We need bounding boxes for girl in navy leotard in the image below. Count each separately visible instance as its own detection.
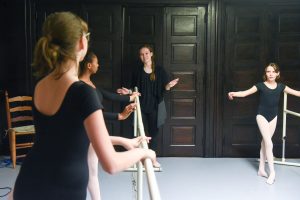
[10,12,157,200]
[228,63,300,185]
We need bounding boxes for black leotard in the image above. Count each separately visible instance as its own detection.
[255,82,286,122]
[13,81,103,200]
[95,88,130,120]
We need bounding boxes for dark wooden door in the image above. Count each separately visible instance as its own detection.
[222,5,300,157]
[123,6,206,156]
[223,6,266,157]
[122,6,164,145]
[82,5,123,136]
[163,7,206,156]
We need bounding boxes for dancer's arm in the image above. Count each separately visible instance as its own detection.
[284,86,300,97]
[116,87,140,101]
[84,109,156,174]
[228,86,257,100]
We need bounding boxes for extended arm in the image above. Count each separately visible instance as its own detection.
[100,88,129,103]
[228,86,257,100]
[284,86,300,97]
[103,102,136,121]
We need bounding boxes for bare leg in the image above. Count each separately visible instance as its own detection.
[87,144,101,200]
[256,115,277,185]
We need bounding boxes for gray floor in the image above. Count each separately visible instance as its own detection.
[1,157,300,200]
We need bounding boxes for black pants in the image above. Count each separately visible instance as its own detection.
[141,110,159,150]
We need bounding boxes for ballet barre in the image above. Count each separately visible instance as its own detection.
[130,87,161,200]
[274,92,300,167]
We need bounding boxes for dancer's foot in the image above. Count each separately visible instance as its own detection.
[257,170,268,178]
[266,172,275,185]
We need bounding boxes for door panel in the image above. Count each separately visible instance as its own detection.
[163,7,206,156]
[223,6,267,157]
[122,7,164,147]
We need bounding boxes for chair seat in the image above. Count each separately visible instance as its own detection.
[10,125,35,133]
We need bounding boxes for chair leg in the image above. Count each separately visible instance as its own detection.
[9,131,16,169]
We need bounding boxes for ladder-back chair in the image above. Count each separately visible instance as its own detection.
[5,91,35,168]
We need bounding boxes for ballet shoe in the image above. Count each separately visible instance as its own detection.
[266,175,276,185]
[266,179,275,185]
[153,161,161,168]
[257,170,268,178]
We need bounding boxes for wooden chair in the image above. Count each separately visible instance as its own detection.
[5,91,35,168]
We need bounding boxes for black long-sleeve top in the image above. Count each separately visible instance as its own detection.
[130,65,169,113]
[95,88,130,120]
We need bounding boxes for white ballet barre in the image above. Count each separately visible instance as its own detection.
[131,87,161,200]
[274,92,300,167]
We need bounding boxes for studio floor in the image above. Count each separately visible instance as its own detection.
[1,157,300,200]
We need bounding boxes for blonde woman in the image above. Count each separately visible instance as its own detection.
[11,12,156,200]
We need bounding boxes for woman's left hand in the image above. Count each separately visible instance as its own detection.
[166,78,179,90]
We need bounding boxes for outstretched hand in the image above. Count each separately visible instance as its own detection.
[117,87,130,95]
[166,78,179,90]
[118,103,137,120]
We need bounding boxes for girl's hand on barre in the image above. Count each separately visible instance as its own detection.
[117,87,131,95]
[118,103,137,120]
[143,149,161,168]
[129,92,141,102]
[123,136,151,150]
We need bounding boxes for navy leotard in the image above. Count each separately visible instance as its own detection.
[255,82,286,122]
[13,81,103,200]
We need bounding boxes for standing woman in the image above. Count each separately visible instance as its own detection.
[117,44,179,152]
[11,12,156,200]
[228,63,300,185]
[79,51,149,200]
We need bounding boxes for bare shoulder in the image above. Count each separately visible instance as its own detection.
[34,76,79,116]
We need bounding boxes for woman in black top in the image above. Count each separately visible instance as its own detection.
[11,12,156,200]
[80,51,139,121]
[117,44,179,152]
[228,63,300,185]
[79,51,149,200]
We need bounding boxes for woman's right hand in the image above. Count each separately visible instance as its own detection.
[129,92,140,102]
